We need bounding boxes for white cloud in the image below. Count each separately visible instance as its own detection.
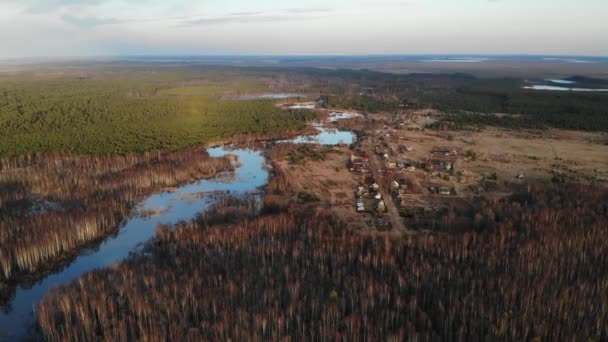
[0,0,607,58]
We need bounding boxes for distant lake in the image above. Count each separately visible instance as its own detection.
[543,57,596,64]
[287,126,356,145]
[546,79,576,84]
[421,58,489,63]
[523,85,608,92]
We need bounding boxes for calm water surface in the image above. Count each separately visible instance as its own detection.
[284,126,356,145]
[546,79,575,84]
[0,147,269,340]
[523,85,608,92]
[0,123,358,339]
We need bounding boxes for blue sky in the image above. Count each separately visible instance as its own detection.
[1,0,607,58]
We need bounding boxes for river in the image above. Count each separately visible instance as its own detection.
[0,124,356,340]
[0,147,268,339]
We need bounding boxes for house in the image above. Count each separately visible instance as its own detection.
[428,157,455,171]
[396,159,418,169]
[391,180,400,191]
[438,187,451,196]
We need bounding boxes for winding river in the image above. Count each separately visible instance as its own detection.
[0,147,268,339]
[0,124,356,339]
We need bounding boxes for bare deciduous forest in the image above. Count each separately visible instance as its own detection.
[37,184,608,341]
[0,148,233,304]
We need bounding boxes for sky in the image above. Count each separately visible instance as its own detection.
[0,0,607,59]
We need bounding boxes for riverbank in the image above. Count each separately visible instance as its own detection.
[0,147,234,306]
[1,115,359,339]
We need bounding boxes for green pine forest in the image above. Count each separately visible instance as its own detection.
[0,73,309,157]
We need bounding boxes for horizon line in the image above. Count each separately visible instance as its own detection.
[2,53,608,64]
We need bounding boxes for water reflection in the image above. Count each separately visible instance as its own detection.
[0,147,269,339]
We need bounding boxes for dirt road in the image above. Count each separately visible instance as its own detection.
[363,138,415,235]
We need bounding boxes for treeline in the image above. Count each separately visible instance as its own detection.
[0,148,233,304]
[0,76,308,156]
[418,85,608,131]
[37,183,608,341]
[327,95,399,113]
[428,112,546,130]
[271,67,608,132]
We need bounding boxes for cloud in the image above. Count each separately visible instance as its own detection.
[21,0,107,13]
[62,14,120,29]
[285,8,331,14]
[181,12,324,27]
[230,11,264,16]
[1,0,607,58]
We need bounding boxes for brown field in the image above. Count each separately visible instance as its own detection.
[266,109,608,235]
[325,110,608,233]
[383,121,608,184]
[270,145,380,231]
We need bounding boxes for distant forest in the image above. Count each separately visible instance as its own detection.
[421,85,608,131]
[313,70,608,131]
[1,67,607,157]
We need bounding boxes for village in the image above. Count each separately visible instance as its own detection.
[339,104,606,233]
[275,95,608,233]
[347,124,467,232]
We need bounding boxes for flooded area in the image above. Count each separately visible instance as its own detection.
[281,110,359,145]
[0,147,269,339]
[285,126,356,145]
